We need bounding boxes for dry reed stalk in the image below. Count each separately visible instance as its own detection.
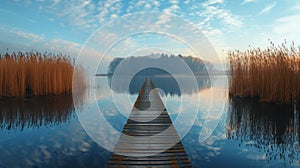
[228,42,300,104]
[0,51,86,97]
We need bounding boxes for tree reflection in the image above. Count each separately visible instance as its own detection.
[227,98,300,164]
[0,96,75,131]
[108,68,211,96]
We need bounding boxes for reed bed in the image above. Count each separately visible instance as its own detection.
[0,51,86,96]
[228,42,300,104]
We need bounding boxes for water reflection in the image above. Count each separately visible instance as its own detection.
[0,96,74,131]
[107,68,211,96]
[227,98,300,164]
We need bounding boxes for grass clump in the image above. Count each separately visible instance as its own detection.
[228,41,300,104]
[0,51,86,96]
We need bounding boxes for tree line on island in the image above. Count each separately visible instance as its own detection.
[105,54,214,96]
[107,54,215,76]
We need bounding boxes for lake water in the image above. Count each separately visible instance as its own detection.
[0,75,299,167]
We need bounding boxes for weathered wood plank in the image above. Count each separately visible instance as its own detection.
[106,78,192,167]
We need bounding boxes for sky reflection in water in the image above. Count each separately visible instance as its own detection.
[0,76,299,167]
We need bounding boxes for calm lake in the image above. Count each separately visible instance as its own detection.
[0,75,299,167]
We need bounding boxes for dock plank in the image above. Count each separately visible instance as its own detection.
[106,78,192,167]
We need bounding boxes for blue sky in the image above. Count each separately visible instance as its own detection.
[0,0,300,64]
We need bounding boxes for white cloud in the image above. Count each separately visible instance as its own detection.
[203,29,223,36]
[290,4,300,11]
[153,1,160,7]
[273,14,300,39]
[0,26,44,43]
[11,0,124,30]
[242,0,255,5]
[218,11,243,27]
[14,30,44,42]
[145,3,151,9]
[43,38,81,55]
[0,25,83,57]
[258,2,277,15]
[110,14,118,19]
[108,37,139,57]
[127,0,161,13]
[4,0,247,61]
[44,0,99,28]
[199,2,243,28]
[184,0,190,5]
[202,0,224,7]
[189,0,243,60]
[154,13,171,28]
[163,4,180,13]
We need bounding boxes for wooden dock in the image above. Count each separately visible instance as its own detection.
[106,78,192,167]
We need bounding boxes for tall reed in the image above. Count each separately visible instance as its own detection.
[228,41,300,104]
[0,51,86,96]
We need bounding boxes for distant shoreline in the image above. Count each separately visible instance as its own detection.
[95,74,109,76]
[94,72,229,77]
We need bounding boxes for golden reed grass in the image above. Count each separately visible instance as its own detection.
[228,41,300,104]
[0,51,86,96]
